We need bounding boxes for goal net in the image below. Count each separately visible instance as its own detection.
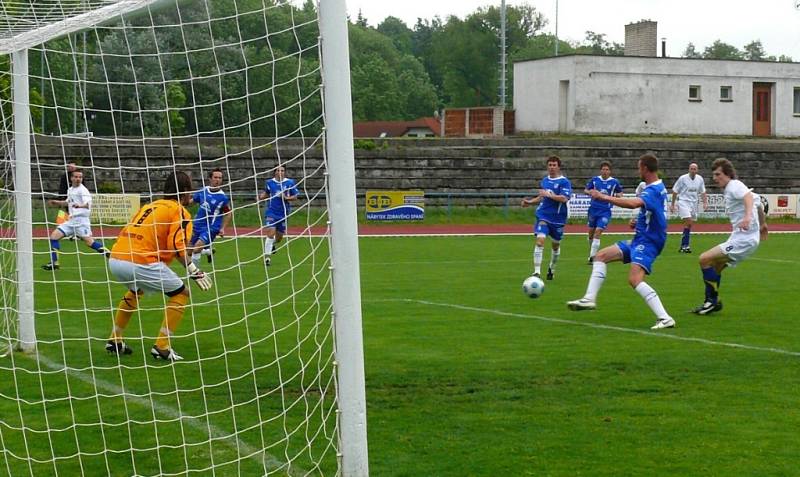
[0,0,366,475]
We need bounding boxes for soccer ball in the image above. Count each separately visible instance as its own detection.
[522,275,545,298]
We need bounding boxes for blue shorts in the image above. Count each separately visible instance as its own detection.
[535,220,564,242]
[190,229,219,247]
[264,214,288,234]
[588,210,611,230]
[617,239,661,274]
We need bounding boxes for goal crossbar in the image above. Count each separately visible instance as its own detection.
[0,0,167,54]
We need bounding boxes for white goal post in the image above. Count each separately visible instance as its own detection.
[0,0,367,475]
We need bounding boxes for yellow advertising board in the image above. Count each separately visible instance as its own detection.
[91,194,141,224]
[365,190,424,220]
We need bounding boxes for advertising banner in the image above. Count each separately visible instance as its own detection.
[91,194,140,224]
[763,194,798,217]
[365,190,424,221]
[567,193,728,219]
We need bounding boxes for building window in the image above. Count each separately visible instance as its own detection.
[688,85,702,102]
[720,86,733,102]
[794,88,800,115]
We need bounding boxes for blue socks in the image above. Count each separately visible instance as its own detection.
[90,241,104,252]
[49,239,60,263]
[681,227,691,248]
[702,267,721,304]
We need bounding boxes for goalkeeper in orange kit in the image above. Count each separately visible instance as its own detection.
[105,171,213,361]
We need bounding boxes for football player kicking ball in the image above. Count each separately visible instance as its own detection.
[42,168,110,270]
[567,154,676,330]
[692,158,767,315]
[106,171,213,362]
[521,155,571,281]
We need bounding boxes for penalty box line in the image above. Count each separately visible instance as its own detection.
[382,298,800,358]
[32,353,304,476]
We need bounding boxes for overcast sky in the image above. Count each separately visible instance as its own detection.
[344,0,800,60]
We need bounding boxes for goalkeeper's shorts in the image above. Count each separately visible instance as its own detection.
[109,259,184,295]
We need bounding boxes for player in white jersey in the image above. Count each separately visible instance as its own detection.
[671,163,707,253]
[42,169,110,270]
[692,158,767,315]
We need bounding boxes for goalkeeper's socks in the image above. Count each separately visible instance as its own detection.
[49,239,60,263]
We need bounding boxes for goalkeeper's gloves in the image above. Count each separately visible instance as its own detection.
[187,262,213,290]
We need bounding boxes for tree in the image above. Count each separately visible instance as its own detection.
[682,43,702,58]
[349,23,438,121]
[377,16,413,55]
[703,40,743,60]
[778,54,794,62]
[576,31,623,56]
[743,40,767,61]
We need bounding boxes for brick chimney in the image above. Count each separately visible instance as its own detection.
[624,20,657,57]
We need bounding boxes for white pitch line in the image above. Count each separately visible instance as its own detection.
[34,354,304,476]
[389,298,800,357]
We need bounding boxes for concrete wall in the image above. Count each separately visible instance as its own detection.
[514,55,800,136]
[25,136,800,205]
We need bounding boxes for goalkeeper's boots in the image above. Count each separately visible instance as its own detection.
[567,298,596,311]
[546,267,554,281]
[692,300,723,315]
[151,345,184,362]
[42,262,59,271]
[106,340,133,355]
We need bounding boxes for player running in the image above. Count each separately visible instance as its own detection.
[106,171,213,362]
[567,154,676,330]
[189,169,232,266]
[671,163,707,253]
[259,165,299,266]
[42,168,110,270]
[584,161,623,264]
[691,158,767,315]
[521,156,571,280]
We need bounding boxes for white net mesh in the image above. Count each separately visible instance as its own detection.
[0,1,343,475]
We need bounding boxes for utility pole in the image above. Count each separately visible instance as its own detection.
[554,0,559,56]
[499,0,507,108]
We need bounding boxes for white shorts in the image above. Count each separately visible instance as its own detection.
[57,221,92,239]
[109,258,185,294]
[677,201,698,220]
[718,234,759,268]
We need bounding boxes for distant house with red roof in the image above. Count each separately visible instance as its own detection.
[353,117,441,138]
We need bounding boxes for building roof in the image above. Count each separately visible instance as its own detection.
[513,53,800,66]
[353,117,441,137]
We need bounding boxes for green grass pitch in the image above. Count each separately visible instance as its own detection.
[1,232,799,476]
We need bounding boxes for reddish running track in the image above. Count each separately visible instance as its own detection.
[18,222,800,238]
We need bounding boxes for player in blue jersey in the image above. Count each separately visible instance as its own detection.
[190,169,232,266]
[259,165,299,266]
[521,156,572,280]
[585,161,623,264]
[567,154,676,330]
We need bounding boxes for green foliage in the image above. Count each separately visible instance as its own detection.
[353,138,376,150]
[702,40,744,60]
[349,23,438,121]
[97,181,122,193]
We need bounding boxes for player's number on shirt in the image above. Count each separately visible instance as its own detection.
[134,207,156,226]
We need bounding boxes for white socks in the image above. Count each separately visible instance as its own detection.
[191,253,201,266]
[549,249,560,272]
[584,260,607,301]
[589,238,601,258]
[635,282,671,320]
[264,237,275,257]
[533,245,544,274]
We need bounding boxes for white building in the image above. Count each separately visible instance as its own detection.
[513,55,800,137]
